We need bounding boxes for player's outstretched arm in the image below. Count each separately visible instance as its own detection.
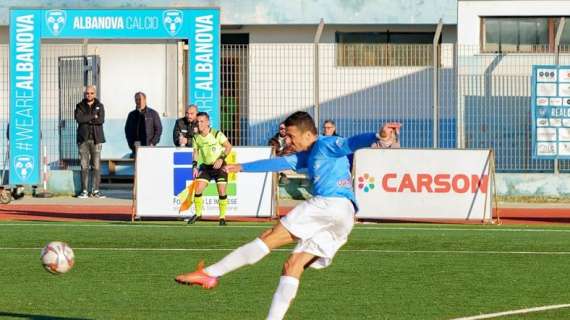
[224,164,243,173]
[323,132,378,157]
[224,152,308,173]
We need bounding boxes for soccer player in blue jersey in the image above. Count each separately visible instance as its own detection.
[175,111,378,320]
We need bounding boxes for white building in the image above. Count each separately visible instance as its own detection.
[1,0,570,175]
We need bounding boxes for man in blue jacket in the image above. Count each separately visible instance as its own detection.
[124,91,163,158]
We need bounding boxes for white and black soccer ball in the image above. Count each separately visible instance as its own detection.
[40,241,75,274]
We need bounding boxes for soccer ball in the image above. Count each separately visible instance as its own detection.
[40,241,75,274]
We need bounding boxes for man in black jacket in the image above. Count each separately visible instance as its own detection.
[124,91,163,157]
[75,85,105,198]
[173,104,198,147]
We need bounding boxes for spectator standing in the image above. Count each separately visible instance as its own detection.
[268,122,294,156]
[75,85,106,198]
[173,104,199,147]
[371,122,401,149]
[124,91,163,157]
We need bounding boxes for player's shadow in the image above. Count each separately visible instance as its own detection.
[0,312,92,320]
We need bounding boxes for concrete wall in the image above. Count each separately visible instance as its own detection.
[0,0,457,26]
[458,0,570,46]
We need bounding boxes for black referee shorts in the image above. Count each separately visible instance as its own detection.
[197,164,228,184]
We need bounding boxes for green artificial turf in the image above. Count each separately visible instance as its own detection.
[0,221,569,319]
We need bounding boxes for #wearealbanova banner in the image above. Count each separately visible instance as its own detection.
[9,8,219,184]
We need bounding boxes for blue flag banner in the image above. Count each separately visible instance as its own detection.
[9,8,220,184]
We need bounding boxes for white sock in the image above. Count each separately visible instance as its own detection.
[204,238,270,277]
[267,276,300,320]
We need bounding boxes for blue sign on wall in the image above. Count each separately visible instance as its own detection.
[9,8,220,184]
[531,65,570,159]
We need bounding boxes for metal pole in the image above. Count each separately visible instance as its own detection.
[454,43,463,148]
[433,19,443,148]
[82,38,88,56]
[554,17,565,174]
[313,19,324,130]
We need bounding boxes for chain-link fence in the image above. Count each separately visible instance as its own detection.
[458,45,570,172]
[2,42,570,173]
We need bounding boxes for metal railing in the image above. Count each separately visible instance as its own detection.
[2,43,570,173]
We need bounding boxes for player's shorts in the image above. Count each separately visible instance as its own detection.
[280,196,355,269]
[197,164,228,184]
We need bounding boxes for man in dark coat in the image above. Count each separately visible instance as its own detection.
[173,104,198,147]
[75,85,106,198]
[124,91,163,157]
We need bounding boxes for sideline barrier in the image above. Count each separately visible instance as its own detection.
[353,149,494,222]
[135,147,273,219]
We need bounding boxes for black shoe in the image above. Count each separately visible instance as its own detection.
[91,190,106,198]
[219,219,226,226]
[187,215,201,225]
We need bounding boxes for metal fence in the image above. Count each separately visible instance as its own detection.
[0,43,84,176]
[2,42,570,173]
[458,45,570,172]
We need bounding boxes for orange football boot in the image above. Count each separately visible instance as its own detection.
[175,260,219,289]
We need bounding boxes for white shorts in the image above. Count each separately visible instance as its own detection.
[280,196,355,269]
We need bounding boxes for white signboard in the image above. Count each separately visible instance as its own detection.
[354,149,493,221]
[537,142,557,155]
[533,65,570,159]
[537,83,557,96]
[537,118,549,127]
[537,97,549,106]
[136,147,274,218]
[537,68,557,82]
[537,128,558,141]
[550,118,562,127]
[550,97,563,106]
[559,143,570,156]
[559,69,570,82]
[560,128,570,141]
[559,84,570,97]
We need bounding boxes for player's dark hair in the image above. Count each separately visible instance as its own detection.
[284,111,317,135]
[196,112,209,119]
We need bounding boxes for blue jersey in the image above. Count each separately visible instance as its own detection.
[241,133,376,208]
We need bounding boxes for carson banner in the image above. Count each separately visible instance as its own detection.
[353,149,493,221]
[9,8,219,184]
[135,147,273,218]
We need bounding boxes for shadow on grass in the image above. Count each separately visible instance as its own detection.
[0,312,92,320]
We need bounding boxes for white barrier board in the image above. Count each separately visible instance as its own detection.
[136,147,273,218]
[353,149,493,221]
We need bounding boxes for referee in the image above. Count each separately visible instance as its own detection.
[187,112,233,225]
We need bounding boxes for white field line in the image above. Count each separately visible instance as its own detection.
[0,223,570,233]
[450,304,570,320]
[2,247,570,255]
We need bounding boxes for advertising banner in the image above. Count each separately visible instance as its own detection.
[531,65,570,159]
[136,147,273,218]
[354,149,493,221]
[9,7,220,184]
